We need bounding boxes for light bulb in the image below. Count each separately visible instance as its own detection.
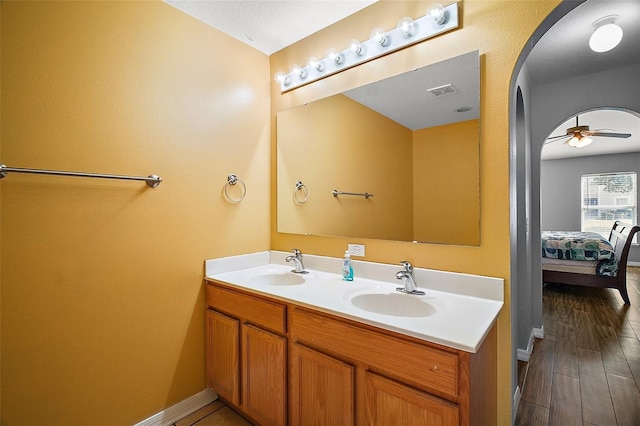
[566,136,580,147]
[327,49,344,65]
[274,72,291,86]
[308,57,323,72]
[427,3,447,25]
[575,136,593,148]
[589,17,623,53]
[291,65,307,80]
[370,28,388,47]
[348,39,363,56]
[397,17,415,38]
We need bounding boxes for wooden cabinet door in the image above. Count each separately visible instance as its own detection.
[290,343,355,426]
[364,371,459,426]
[206,309,240,405]
[242,324,287,426]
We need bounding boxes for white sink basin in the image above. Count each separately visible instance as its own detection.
[249,272,307,286]
[350,292,437,317]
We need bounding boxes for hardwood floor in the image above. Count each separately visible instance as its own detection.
[516,266,640,426]
[178,267,640,425]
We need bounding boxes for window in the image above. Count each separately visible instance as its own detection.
[581,172,637,240]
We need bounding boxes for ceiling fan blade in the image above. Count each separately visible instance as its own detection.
[591,132,632,138]
[546,134,569,141]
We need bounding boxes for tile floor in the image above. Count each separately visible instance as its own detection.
[173,400,250,426]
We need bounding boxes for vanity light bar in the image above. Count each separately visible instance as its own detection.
[276,3,459,93]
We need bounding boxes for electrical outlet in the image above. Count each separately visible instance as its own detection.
[348,243,365,257]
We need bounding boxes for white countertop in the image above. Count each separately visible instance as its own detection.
[205,251,504,353]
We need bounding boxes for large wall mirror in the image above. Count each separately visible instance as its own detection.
[277,50,480,245]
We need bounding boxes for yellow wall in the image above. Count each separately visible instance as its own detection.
[270,1,561,423]
[277,94,413,240]
[1,1,269,424]
[413,119,480,245]
[0,2,3,419]
[0,0,566,424]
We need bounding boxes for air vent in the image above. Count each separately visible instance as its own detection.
[427,84,457,97]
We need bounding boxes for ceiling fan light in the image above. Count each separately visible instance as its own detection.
[575,136,593,148]
[566,136,580,147]
[589,18,623,53]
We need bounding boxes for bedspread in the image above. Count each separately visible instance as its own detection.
[541,231,618,276]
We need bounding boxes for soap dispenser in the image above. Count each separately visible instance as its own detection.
[342,250,354,281]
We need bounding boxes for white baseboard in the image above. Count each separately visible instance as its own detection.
[628,261,640,267]
[134,388,218,426]
[533,325,544,339]
[518,326,544,362]
[517,348,531,362]
[517,329,535,362]
[513,385,522,421]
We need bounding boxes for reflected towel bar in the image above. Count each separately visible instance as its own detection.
[0,163,162,188]
[332,190,373,199]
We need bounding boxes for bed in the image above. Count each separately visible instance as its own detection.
[542,221,640,304]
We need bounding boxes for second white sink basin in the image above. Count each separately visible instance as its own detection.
[350,292,437,317]
[249,272,307,286]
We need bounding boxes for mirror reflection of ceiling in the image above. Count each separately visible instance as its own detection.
[542,109,640,160]
[344,52,479,130]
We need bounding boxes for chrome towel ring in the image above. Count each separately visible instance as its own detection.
[294,181,309,203]
[224,173,246,203]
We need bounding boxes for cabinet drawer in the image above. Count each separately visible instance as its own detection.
[207,283,286,335]
[365,371,459,425]
[292,307,459,399]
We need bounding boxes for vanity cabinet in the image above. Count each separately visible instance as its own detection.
[205,280,496,426]
[206,283,287,426]
[290,306,496,426]
[206,309,240,404]
[290,342,355,425]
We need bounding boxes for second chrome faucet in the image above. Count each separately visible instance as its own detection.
[395,261,425,295]
[285,248,308,274]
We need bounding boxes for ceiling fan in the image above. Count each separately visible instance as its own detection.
[545,115,632,148]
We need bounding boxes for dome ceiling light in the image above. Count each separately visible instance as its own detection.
[589,15,623,53]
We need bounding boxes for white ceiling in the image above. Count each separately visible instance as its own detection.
[526,0,640,160]
[164,0,377,55]
[526,0,640,86]
[541,109,640,160]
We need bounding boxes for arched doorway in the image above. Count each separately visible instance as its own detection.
[509,0,640,421]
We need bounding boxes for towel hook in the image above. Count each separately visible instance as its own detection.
[294,181,309,203]
[224,173,246,203]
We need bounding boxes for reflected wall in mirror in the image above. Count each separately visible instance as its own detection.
[277,51,480,245]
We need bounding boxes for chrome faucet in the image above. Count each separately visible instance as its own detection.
[395,261,425,295]
[285,248,308,274]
